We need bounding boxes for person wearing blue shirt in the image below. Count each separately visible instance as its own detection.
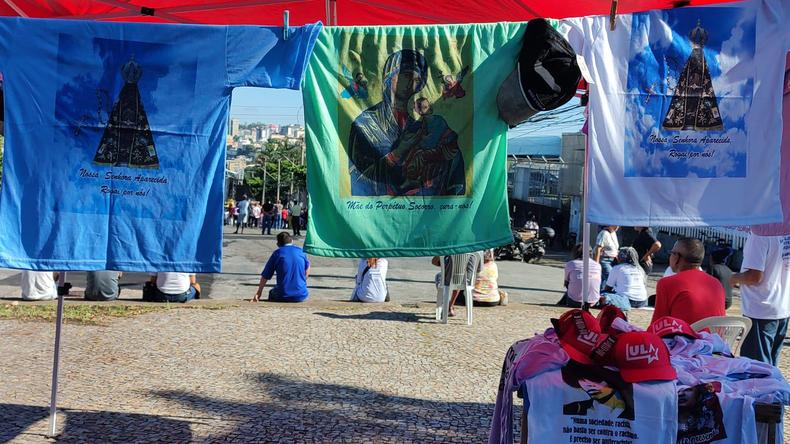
[251,232,311,302]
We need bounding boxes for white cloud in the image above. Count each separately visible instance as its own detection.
[713,11,754,112]
[648,11,674,49]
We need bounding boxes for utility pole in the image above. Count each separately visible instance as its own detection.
[276,158,281,203]
[289,166,294,200]
[261,161,267,203]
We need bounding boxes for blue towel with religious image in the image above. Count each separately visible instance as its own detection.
[0,18,321,272]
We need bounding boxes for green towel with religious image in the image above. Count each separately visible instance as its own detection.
[303,24,525,257]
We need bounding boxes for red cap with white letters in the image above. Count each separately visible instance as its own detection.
[648,316,700,340]
[613,331,676,383]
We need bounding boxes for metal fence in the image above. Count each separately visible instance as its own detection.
[654,226,750,250]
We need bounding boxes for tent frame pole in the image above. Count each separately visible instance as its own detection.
[325,0,331,25]
[47,291,66,437]
[581,113,592,309]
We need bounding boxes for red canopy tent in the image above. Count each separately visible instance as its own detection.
[3,0,746,439]
[0,0,739,25]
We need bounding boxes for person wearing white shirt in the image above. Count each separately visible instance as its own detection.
[20,270,57,301]
[234,195,250,234]
[148,272,200,303]
[290,201,303,237]
[594,226,620,291]
[351,258,389,303]
[600,247,648,311]
[731,234,790,365]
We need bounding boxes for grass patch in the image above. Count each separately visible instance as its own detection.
[0,303,170,325]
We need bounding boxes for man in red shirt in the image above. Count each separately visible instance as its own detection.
[651,238,726,325]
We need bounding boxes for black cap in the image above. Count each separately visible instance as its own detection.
[497,18,582,126]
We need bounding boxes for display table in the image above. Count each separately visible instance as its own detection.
[518,397,782,444]
[490,312,790,444]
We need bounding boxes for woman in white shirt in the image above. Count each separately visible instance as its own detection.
[594,226,620,292]
[599,247,648,311]
[351,258,389,303]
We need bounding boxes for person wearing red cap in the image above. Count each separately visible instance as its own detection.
[651,238,726,326]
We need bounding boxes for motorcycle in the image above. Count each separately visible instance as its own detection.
[494,230,528,261]
[495,227,555,263]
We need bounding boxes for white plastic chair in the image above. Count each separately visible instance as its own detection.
[436,252,483,325]
[691,316,753,355]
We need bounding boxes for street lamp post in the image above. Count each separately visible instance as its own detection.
[276,158,281,203]
[261,163,267,203]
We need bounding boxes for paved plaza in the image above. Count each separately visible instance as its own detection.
[1,227,788,443]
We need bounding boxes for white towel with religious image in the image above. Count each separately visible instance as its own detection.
[561,0,789,226]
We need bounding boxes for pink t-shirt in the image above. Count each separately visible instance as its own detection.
[564,259,601,304]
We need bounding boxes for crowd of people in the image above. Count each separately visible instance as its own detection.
[225,195,307,237]
[11,220,790,368]
[18,269,200,303]
[558,226,790,366]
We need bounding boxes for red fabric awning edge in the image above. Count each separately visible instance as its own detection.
[0,0,742,26]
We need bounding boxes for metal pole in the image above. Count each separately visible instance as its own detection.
[261,160,267,203]
[581,111,592,309]
[325,0,331,25]
[289,167,294,198]
[276,159,281,203]
[48,291,65,437]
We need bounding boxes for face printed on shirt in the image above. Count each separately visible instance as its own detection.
[677,382,726,443]
[561,362,636,421]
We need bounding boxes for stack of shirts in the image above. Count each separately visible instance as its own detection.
[489,308,790,444]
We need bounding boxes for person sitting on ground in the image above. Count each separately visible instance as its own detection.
[251,232,310,303]
[147,272,200,303]
[558,243,601,308]
[599,247,648,311]
[85,270,123,301]
[707,247,733,310]
[651,238,726,325]
[350,258,389,303]
[20,270,58,301]
[472,249,507,307]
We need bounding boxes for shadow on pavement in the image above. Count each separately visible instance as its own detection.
[154,372,504,442]
[499,285,563,294]
[0,403,193,443]
[314,311,433,323]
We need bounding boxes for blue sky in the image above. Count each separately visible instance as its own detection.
[230,87,584,137]
[230,87,305,126]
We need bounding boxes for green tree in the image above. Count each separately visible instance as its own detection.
[243,141,306,203]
